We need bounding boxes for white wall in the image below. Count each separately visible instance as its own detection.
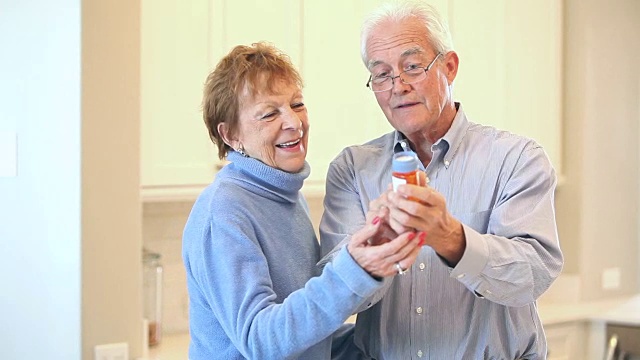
[0,1,82,359]
[556,0,640,299]
[81,1,143,359]
[0,1,143,359]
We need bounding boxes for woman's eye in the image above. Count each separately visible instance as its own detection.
[260,111,277,120]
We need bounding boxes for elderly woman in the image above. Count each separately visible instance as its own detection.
[182,42,423,360]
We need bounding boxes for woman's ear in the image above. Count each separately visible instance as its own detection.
[217,122,237,149]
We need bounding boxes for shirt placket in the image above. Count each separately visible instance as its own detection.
[410,248,430,359]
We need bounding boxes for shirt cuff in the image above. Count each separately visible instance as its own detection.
[449,224,489,281]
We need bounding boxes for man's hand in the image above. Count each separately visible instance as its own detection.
[387,183,466,266]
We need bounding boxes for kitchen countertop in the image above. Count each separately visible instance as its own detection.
[147,332,190,360]
[147,294,640,359]
[538,294,640,326]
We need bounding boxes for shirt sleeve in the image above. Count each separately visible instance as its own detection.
[319,151,367,256]
[188,202,383,359]
[449,145,564,307]
[319,150,394,312]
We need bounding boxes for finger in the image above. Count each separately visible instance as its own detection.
[375,189,394,208]
[388,189,440,224]
[397,235,424,269]
[396,184,441,208]
[386,193,428,222]
[375,231,418,258]
[387,214,412,235]
[382,231,424,264]
[418,171,429,187]
[349,218,384,248]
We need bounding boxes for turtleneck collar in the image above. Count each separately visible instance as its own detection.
[225,151,310,203]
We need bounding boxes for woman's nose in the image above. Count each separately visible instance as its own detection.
[281,109,302,129]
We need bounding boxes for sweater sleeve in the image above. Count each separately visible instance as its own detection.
[187,200,383,359]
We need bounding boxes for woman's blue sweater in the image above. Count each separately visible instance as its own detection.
[183,151,382,359]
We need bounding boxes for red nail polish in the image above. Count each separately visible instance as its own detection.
[419,232,427,242]
[408,232,416,240]
[372,216,380,225]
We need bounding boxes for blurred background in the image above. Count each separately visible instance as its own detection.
[1,0,639,359]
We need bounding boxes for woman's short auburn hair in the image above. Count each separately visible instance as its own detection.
[202,42,303,159]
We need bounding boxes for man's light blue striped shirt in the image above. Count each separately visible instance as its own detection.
[320,104,563,359]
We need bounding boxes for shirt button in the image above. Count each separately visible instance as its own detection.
[457,273,465,279]
[419,263,425,270]
[416,307,423,314]
[417,350,423,357]
[444,160,450,166]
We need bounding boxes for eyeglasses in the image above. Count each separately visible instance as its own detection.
[366,53,443,92]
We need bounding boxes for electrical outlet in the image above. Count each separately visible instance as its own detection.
[602,267,621,290]
[94,342,129,360]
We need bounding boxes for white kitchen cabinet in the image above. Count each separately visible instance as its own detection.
[545,321,588,360]
[141,0,562,201]
[450,0,563,174]
[140,0,216,201]
[140,0,304,201]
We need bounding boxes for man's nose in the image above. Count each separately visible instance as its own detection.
[391,74,411,94]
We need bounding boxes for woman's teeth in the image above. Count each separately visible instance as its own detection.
[276,139,300,148]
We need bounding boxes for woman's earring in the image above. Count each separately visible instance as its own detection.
[236,145,248,157]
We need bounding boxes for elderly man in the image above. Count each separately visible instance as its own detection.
[320,1,564,359]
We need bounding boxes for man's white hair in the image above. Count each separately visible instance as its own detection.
[360,1,454,65]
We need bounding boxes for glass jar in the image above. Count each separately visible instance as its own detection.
[143,249,163,346]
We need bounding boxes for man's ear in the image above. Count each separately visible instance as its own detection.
[217,122,237,149]
[444,51,459,86]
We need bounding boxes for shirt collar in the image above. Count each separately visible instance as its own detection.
[393,102,469,168]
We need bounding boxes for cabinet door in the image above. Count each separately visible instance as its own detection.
[141,0,303,200]
[545,322,587,360]
[208,0,302,69]
[450,0,562,174]
[301,0,391,194]
[141,0,216,196]
[141,0,562,200]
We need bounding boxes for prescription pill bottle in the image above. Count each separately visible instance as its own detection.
[392,151,421,191]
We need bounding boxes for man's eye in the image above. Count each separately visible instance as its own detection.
[405,64,421,71]
[373,71,390,79]
[292,102,305,109]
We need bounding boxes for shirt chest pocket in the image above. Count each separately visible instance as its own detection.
[452,209,491,234]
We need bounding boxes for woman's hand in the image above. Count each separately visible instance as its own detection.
[366,187,407,245]
[347,216,425,277]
